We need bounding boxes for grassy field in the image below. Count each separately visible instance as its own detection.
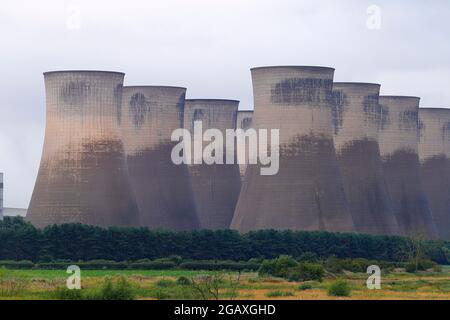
[1,267,450,300]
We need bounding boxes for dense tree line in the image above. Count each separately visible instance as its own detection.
[0,217,448,263]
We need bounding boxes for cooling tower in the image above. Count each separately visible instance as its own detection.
[27,71,139,228]
[184,99,242,229]
[418,108,450,240]
[331,83,397,235]
[0,173,3,220]
[231,66,353,233]
[378,97,437,238]
[236,110,254,178]
[121,86,199,230]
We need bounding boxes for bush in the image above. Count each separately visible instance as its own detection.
[265,290,294,297]
[53,287,84,300]
[287,263,324,282]
[129,260,176,270]
[405,259,436,273]
[156,279,176,288]
[95,277,136,300]
[258,256,298,277]
[0,260,35,269]
[177,276,191,286]
[298,283,313,291]
[328,279,351,297]
[180,261,259,271]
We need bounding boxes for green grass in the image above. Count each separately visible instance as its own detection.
[1,266,450,300]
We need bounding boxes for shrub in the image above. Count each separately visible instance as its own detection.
[287,263,324,282]
[95,277,136,300]
[129,260,176,270]
[53,287,84,300]
[180,261,259,271]
[405,259,436,273]
[328,279,351,297]
[176,276,191,286]
[265,290,294,297]
[0,260,35,269]
[298,283,313,291]
[258,256,298,277]
[156,279,176,288]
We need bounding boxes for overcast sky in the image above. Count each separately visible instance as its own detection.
[0,0,449,208]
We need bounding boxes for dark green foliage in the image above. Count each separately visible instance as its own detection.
[95,277,135,300]
[298,283,313,291]
[176,276,191,286]
[1,217,449,264]
[265,290,294,297]
[179,261,260,271]
[405,259,436,273]
[0,260,35,269]
[328,279,351,297]
[287,263,324,282]
[259,255,298,278]
[258,256,323,282]
[156,279,176,287]
[324,256,398,274]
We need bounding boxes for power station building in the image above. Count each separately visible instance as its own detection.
[418,108,450,240]
[331,83,397,235]
[236,110,254,178]
[121,86,199,230]
[27,71,140,228]
[184,99,242,229]
[231,66,354,233]
[378,97,437,238]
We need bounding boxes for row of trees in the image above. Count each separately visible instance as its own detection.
[0,217,448,263]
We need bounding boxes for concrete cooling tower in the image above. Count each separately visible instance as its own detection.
[236,110,254,178]
[378,97,437,238]
[121,86,199,230]
[418,108,450,240]
[231,66,354,233]
[184,99,242,229]
[331,83,397,235]
[27,71,139,228]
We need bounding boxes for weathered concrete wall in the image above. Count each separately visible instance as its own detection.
[121,86,199,230]
[378,97,437,238]
[236,110,254,178]
[27,71,139,228]
[231,66,353,233]
[331,83,397,235]
[419,108,450,239]
[184,99,241,229]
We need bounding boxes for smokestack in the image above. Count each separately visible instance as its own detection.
[231,66,353,232]
[418,107,450,239]
[331,83,397,235]
[378,97,437,238]
[184,99,242,229]
[27,71,139,228]
[236,110,254,178]
[121,86,199,230]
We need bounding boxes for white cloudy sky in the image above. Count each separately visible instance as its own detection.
[0,0,449,208]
